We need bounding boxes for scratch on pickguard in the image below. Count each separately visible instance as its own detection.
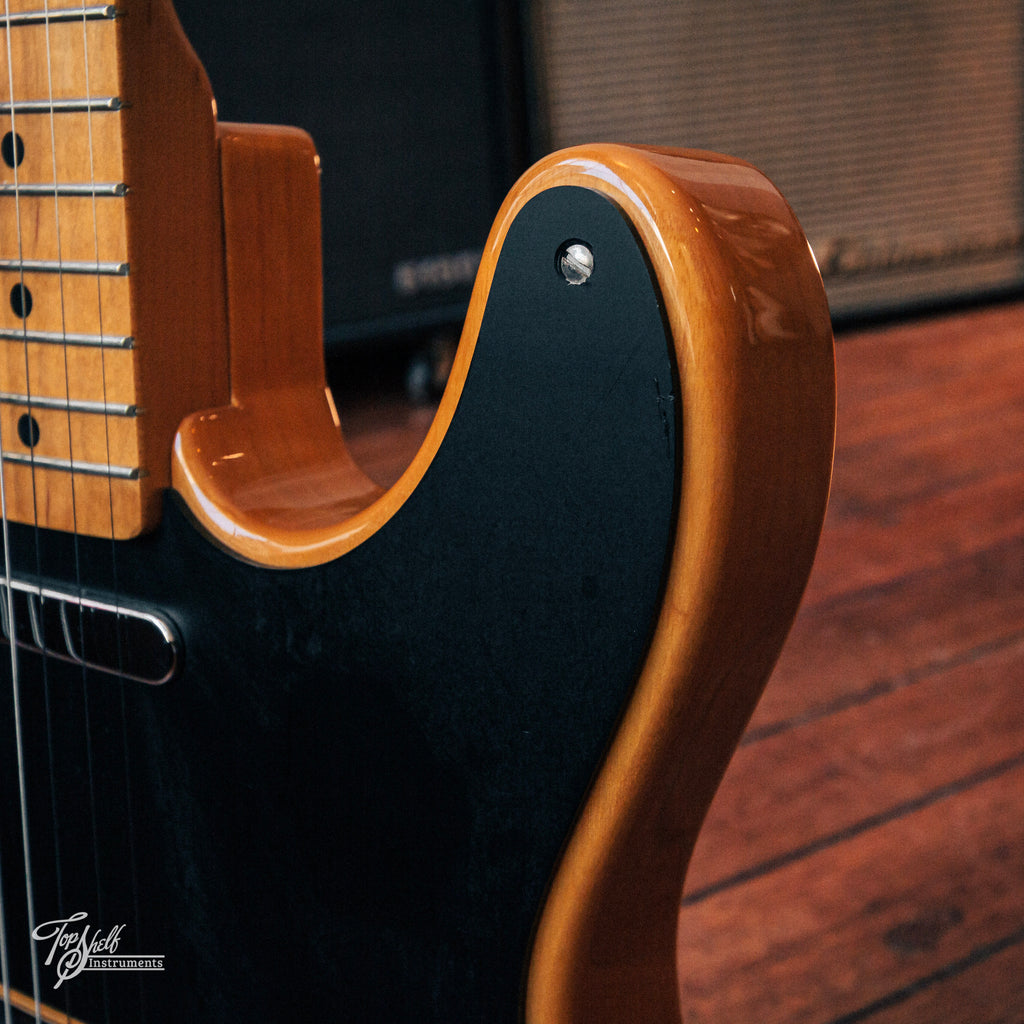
[654,377,674,459]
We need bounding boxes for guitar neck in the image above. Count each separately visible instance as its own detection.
[0,0,231,539]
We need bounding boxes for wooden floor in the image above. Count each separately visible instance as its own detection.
[337,298,1024,1023]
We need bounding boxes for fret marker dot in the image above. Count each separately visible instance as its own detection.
[10,284,32,318]
[17,414,40,449]
[2,131,24,169]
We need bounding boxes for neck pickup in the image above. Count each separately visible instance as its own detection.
[0,575,178,685]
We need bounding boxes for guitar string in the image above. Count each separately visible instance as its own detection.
[2,0,53,1015]
[77,6,143,1020]
[0,5,14,1019]
[39,4,121,1022]
[1,0,46,1019]
[37,3,94,1021]
[0,2,21,1015]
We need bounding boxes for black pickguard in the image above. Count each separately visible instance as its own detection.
[0,187,678,1023]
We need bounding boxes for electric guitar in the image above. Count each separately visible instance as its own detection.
[0,2,835,1022]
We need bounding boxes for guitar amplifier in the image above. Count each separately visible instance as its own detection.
[531,0,1024,319]
[171,0,530,349]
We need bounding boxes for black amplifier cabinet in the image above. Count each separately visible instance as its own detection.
[172,0,531,348]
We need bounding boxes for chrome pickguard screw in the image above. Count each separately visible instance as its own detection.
[557,241,594,285]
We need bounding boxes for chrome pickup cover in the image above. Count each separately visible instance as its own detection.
[0,577,178,685]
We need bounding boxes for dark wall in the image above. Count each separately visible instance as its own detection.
[172,0,531,347]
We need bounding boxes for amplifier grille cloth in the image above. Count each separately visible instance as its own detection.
[536,0,1023,316]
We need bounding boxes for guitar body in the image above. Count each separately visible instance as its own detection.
[1,4,835,1023]
[2,184,679,1022]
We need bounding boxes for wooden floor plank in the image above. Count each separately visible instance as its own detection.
[836,398,1024,515]
[750,534,1024,735]
[677,764,1024,1024]
[833,304,1024,410]
[843,937,1024,1024]
[809,466,1024,605]
[834,311,1024,448]
[685,635,1024,898]
[808,306,1024,604]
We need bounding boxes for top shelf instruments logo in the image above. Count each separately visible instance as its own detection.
[32,913,164,990]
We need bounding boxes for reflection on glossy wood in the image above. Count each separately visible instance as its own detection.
[172,122,383,542]
[175,144,834,575]
[520,146,834,1024]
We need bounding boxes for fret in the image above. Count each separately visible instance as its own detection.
[0,182,127,197]
[1,6,118,28]
[0,326,133,348]
[0,97,121,114]
[2,450,140,479]
[0,391,136,416]
[0,258,128,275]
[0,389,140,465]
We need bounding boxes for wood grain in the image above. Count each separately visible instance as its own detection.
[0,342,135,405]
[0,114,125,184]
[0,275,130,336]
[171,121,383,547]
[0,194,127,262]
[0,19,117,99]
[0,0,231,538]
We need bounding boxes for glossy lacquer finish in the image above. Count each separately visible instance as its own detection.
[516,147,836,1024]
[172,145,833,575]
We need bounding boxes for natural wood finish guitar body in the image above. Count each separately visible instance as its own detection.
[1,2,834,1021]
[187,130,838,1019]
